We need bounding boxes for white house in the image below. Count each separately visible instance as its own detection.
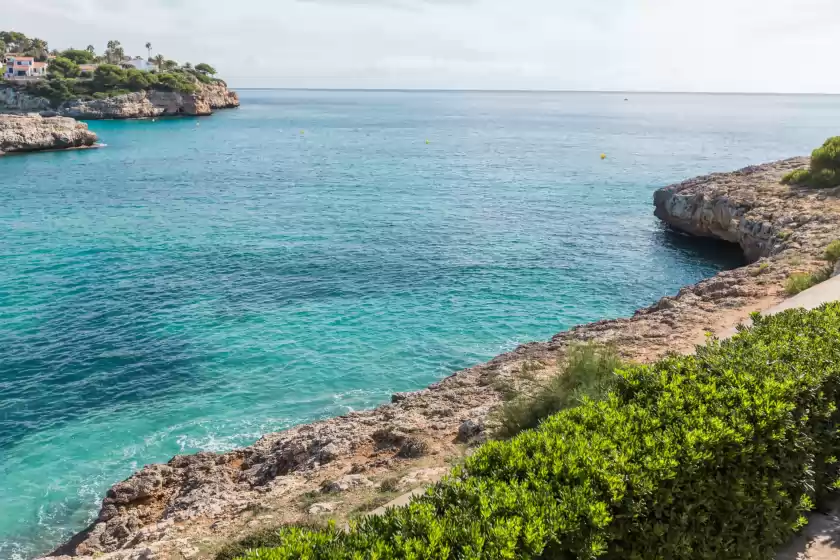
[4,55,40,79]
[122,59,154,71]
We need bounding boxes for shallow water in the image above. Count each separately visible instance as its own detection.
[2,90,840,558]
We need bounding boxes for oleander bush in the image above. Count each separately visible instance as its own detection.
[782,137,840,189]
[492,342,624,439]
[238,305,840,560]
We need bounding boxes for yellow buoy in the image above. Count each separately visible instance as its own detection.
[600,153,607,160]
[425,139,430,145]
[300,130,305,135]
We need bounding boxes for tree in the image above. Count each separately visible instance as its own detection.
[0,41,6,55]
[86,45,95,54]
[194,63,216,76]
[1,31,29,52]
[60,49,95,64]
[47,57,81,79]
[125,68,152,90]
[93,64,127,89]
[152,54,165,72]
[105,40,124,64]
[184,62,193,69]
[163,59,178,71]
[145,42,152,60]
[31,37,48,59]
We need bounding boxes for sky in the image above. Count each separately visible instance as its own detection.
[4,0,839,93]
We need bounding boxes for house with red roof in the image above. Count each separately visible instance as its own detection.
[4,55,43,79]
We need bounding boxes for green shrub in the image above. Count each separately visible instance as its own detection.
[782,137,840,189]
[492,343,624,439]
[237,305,840,560]
[781,168,811,185]
[824,240,840,263]
[59,48,95,64]
[785,268,831,295]
[216,523,330,560]
[810,136,840,172]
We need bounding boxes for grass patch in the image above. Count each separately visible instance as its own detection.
[491,343,625,440]
[750,262,770,277]
[378,477,400,493]
[785,268,832,295]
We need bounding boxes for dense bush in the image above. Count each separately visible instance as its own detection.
[492,343,624,439]
[238,305,840,560]
[782,136,840,189]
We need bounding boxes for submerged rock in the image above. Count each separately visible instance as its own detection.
[0,113,97,154]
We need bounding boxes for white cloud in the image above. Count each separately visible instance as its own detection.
[3,0,838,92]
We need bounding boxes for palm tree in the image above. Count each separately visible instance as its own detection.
[106,40,121,63]
[146,42,152,60]
[153,54,165,72]
[86,45,95,54]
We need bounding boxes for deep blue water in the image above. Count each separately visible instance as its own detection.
[2,90,840,558]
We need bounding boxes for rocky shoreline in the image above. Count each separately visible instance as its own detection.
[0,113,98,154]
[0,82,239,120]
[44,157,840,560]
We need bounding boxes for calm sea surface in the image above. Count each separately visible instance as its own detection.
[3,90,840,558]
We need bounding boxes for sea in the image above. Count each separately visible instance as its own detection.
[2,90,840,559]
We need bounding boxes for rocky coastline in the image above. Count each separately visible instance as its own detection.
[0,113,98,154]
[45,157,840,560]
[0,81,239,120]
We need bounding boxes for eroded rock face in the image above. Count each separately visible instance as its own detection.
[58,82,240,120]
[653,158,810,262]
[0,113,97,153]
[0,85,52,112]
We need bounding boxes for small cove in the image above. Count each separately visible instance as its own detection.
[2,90,840,558]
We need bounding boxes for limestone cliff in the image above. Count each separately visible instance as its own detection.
[0,85,52,113]
[653,158,814,262]
[0,82,239,120]
[0,113,98,154]
[58,82,239,120]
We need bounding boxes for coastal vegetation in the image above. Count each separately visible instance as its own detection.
[232,305,840,559]
[784,269,831,295]
[491,343,625,439]
[1,31,223,107]
[782,136,840,189]
[783,239,840,295]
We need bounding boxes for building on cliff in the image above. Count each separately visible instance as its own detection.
[4,55,47,80]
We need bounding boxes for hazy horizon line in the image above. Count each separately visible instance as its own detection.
[230,87,840,96]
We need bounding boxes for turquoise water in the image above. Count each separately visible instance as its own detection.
[2,90,840,558]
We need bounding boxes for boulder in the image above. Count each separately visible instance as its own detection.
[0,113,97,153]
